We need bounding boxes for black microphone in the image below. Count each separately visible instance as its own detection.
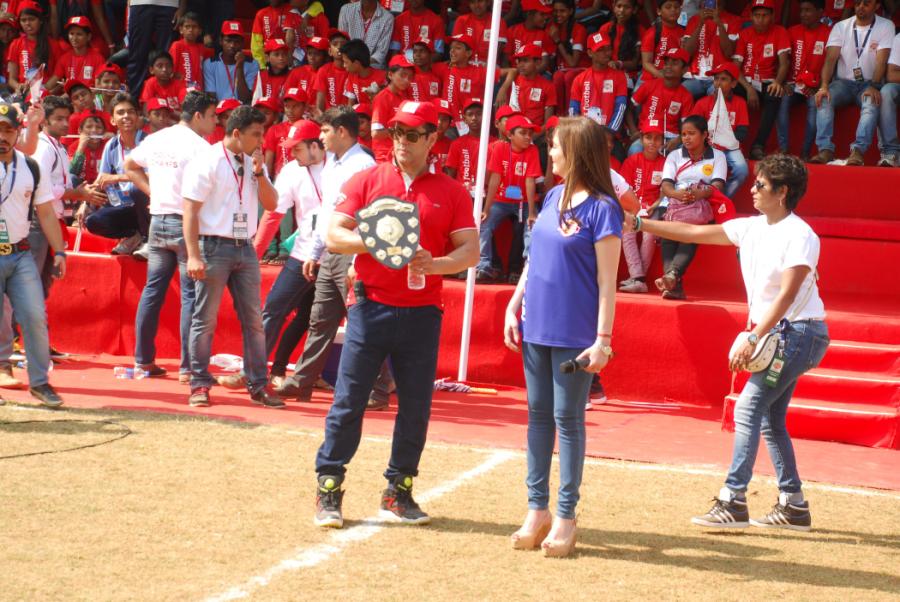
[559,357,590,374]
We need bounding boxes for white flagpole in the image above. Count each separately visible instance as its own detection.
[457,0,503,382]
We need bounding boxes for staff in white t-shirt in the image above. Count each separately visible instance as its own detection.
[876,32,900,166]
[124,90,217,382]
[811,0,895,165]
[626,154,829,532]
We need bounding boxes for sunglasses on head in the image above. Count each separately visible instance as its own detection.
[389,127,429,143]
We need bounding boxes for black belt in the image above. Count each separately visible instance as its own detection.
[199,235,251,247]
[0,240,31,256]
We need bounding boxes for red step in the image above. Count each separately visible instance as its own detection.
[818,340,900,375]
[723,394,900,450]
[792,368,900,407]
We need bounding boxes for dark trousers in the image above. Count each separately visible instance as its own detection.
[752,84,782,149]
[661,239,697,279]
[262,257,315,372]
[85,200,150,240]
[271,285,315,376]
[315,298,443,480]
[127,4,177,96]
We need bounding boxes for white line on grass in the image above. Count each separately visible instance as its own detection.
[205,450,517,602]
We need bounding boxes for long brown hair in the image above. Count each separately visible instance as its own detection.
[554,117,619,228]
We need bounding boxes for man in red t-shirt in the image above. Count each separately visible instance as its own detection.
[370,55,415,162]
[499,42,556,128]
[630,47,694,153]
[732,0,791,159]
[569,31,628,131]
[681,1,742,99]
[312,100,477,529]
[313,31,350,112]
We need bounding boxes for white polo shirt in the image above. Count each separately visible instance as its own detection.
[661,145,727,188]
[274,159,324,262]
[889,32,900,68]
[129,123,211,216]
[181,142,260,238]
[0,151,54,243]
[32,132,70,218]
[827,15,895,82]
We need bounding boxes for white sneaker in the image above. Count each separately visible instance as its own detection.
[619,278,649,293]
[132,241,150,261]
[111,232,142,255]
[877,153,897,167]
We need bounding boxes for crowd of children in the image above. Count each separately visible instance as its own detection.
[0,0,896,293]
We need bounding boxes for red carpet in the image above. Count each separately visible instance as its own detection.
[5,354,899,493]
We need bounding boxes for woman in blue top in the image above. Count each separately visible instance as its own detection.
[503,117,622,558]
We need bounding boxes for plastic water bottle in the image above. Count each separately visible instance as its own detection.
[407,245,425,290]
[114,367,148,379]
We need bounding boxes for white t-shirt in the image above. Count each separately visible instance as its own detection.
[723,213,826,324]
[32,132,70,218]
[274,160,324,262]
[0,152,53,243]
[661,145,727,188]
[888,32,900,68]
[827,16,896,82]
[129,124,211,216]
[181,143,260,238]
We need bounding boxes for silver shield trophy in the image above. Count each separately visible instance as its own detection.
[355,196,421,270]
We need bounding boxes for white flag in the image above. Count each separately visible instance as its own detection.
[251,72,263,105]
[708,88,739,151]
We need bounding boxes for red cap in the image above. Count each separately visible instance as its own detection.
[388,54,414,69]
[521,0,552,13]
[145,98,172,112]
[387,100,439,128]
[71,109,109,132]
[664,47,691,65]
[215,98,241,115]
[750,0,776,10]
[461,97,484,112]
[253,96,281,112]
[221,20,245,37]
[587,32,611,51]
[283,87,307,103]
[64,15,92,32]
[505,115,540,134]
[64,78,91,95]
[449,33,475,50]
[639,119,664,135]
[306,36,329,51]
[514,42,543,59]
[98,63,125,81]
[708,61,739,80]
[353,103,373,117]
[545,115,559,130]
[0,16,17,30]
[495,105,522,121]
[281,119,322,149]
[328,28,350,41]
[412,36,435,52]
[17,1,42,16]
[434,99,454,117]
[264,38,289,53]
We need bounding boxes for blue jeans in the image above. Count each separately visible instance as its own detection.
[188,237,267,393]
[315,298,443,480]
[725,320,830,495]
[522,341,593,520]
[777,91,817,157]
[135,215,195,373]
[722,149,749,198]
[682,77,713,100]
[0,220,50,363]
[478,201,529,274]
[0,251,51,386]
[815,79,879,153]
[879,82,900,156]
[262,256,315,360]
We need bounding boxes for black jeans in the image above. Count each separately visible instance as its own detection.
[127,3,177,96]
[752,83,782,149]
[84,199,150,240]
[661,239,697,279]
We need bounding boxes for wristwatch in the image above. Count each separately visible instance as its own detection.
[599,344,613,357]
[54,250,66,258]
[747,333,759,346]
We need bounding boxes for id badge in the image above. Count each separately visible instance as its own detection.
[505,185,523,201]
[764,339,785,388]
[0,219,9,244]
[233,212,249,240]
[751,77,762,92]
[853,67,864,82]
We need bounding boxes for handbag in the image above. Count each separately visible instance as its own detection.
[663,198,713,225]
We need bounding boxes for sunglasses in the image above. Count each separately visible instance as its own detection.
[390,128,429,143]
[753,180,767,191]
[234,156,244,178]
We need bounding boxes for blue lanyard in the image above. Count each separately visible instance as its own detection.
[0,157,18,208]
[853,25,873,61]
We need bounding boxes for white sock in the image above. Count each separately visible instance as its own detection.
[780,491,804,506]
[719,487,745,503]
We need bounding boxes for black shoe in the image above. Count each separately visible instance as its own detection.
[750,500,812,532]
[275,378,312,401]
[691,497,749,529]
[367,390,390,410]
[379,475,431,525]
[49,347,70,361]
[30,384,63,408]
[250,386,286,409]
[315,474,345,528]
[189,386,211,407]
[136,363,167,377]
[475,269,497,284]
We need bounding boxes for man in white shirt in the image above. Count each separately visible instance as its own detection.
[811,0,895,165]
[338,0,393,69]
[125,90,217,382]
[181,105,283,409]
[275,106,377,402]
[0,103,68,407]
[876,32,900,166]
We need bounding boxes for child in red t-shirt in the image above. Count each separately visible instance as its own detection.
[629,47,693,154]
[618,121,665,293]
[506,0,554,72]
[778,0,830,159]
[681,1,743,99]
[340,39,386,105]
[140,50,187,112]
[733,0,790,159]
[354,103,373,150]
[264,87,308,178]
[251,0,292,67]
[434,33,490,124]
[410,37,442,102]
[48,16,105,93]
[256,38,292,100]
[597,0,645,89]
[67,111,107,187]
[169,11,214,91]
[446,98,496,196]
[144,97,176,133]
[639,0,683,81]
[478,115,542,284]
[390,0,446,56]
[569,32,628,131]
[6,4,58,92]
[370,54,414,162]
[429,100,453,173]
[499,42,556,128]
[285,35,328,94]
[206,98,240,144]
[452,0,509,65]
[312,30,349,111]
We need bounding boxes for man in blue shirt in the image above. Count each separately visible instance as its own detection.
[203,21,259,104]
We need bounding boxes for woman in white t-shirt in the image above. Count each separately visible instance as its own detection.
[657,115,726,300]
[626,154,829,532]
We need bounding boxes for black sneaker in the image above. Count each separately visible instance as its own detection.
[750,501,812,532]
[136,363,167,377]
[30,384,63,408]
[379,475,431,525]
[691,497,750,529]
[315,474,344,528]
[250,386,286,409]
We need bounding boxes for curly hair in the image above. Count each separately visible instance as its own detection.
[754,154,808,211]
